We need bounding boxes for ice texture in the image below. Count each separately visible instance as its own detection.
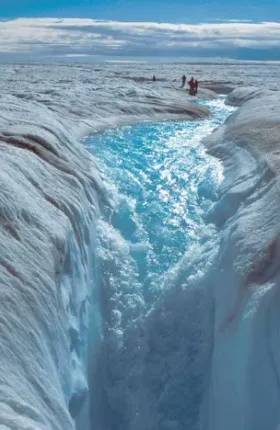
[0,93,108,428]
[225,86,267,106]
[203,89,280,430]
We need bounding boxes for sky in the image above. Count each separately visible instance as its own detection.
[0,0,279,61]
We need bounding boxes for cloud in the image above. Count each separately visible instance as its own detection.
[0,18,279,59]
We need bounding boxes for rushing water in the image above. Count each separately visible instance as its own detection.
[83,97,234,430]
[87,98,232,297]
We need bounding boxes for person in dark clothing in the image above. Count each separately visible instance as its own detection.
[152,75,156,82]
[194,79,198,94]
[181,74,186,87]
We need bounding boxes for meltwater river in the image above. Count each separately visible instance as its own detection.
[88,98,233,285]
[0,61,280,430]
[82,97,234,430]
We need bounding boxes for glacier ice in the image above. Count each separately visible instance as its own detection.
[0,60,279,430]
[202,88,280,430]
[0,94,106,429]
[225,86,267,106]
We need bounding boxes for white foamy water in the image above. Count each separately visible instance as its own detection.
[0,62,279,430]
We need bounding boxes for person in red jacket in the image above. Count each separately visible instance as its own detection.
[188,77,196,95]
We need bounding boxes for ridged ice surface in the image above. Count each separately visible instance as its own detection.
[203,88,280,430]
[0,62,279,430]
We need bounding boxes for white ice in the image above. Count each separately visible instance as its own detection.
[202,87,280,430]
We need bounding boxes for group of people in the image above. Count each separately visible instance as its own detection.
[181,74,198,95]
[151,73,199,96]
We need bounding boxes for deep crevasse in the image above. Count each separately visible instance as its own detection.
[85,98,235,430]
[1,78,280,430]
[0,75,213,430]
[85,89,280,430]
[0,88,216,430]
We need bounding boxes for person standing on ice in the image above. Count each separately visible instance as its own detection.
[188,77,196,95]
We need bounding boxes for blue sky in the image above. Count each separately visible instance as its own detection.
[1,0,280,23]
[0,1,279,60]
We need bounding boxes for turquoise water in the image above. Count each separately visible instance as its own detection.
[87,98,233,299]
[86,97,234,430]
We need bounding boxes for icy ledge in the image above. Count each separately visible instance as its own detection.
[0,95,106,429]
[201,87,280,430]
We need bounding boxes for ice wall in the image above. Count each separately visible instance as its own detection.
[202,88,280,430]
[0,94,107,429]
